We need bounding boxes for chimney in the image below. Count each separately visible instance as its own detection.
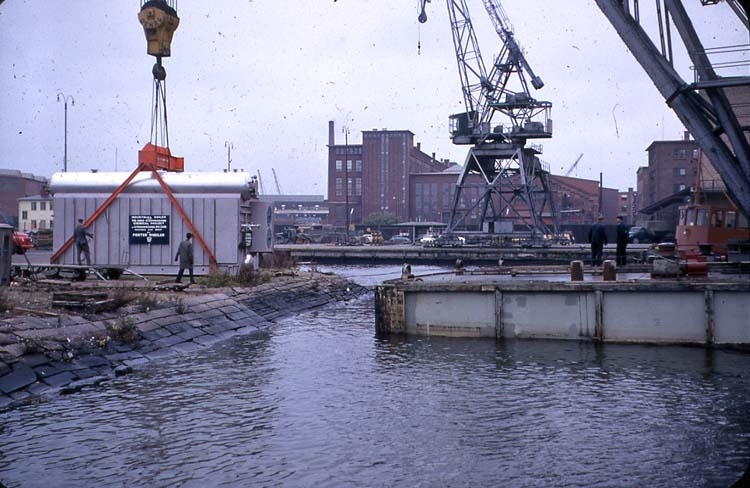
[329,120,335,146]
[417,142,421,152]
[683,131,690,141]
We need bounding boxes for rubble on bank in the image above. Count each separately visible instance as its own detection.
[0,271,371,411]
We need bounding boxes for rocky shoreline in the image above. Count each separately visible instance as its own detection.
[0,271,371,412]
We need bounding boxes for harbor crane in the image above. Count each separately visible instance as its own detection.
[419,0,558,240]
[594,0,750,220]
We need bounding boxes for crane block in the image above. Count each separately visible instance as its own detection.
[138,1,180,58]
[138,143,184,172]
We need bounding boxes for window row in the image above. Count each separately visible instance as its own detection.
[334,159,363,172]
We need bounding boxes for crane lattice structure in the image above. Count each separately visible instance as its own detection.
[421,0,558,239]
[595,0,750,219]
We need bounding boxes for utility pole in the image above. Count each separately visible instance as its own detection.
[342,126,350,242]
[225,141,233,172]
[57,93,75,172]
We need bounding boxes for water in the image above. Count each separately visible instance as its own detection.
[2,265,749,487]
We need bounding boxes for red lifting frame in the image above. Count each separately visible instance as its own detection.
[51,144,217,270]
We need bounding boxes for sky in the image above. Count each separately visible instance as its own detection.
[0,1,747,195]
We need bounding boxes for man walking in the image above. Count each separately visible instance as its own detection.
[615,215,629,266]
[74,218,94,266]
[175,232,196,284]
[587,215,608,266]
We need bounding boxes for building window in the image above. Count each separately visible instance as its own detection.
[31,202,37,210]
[347,159,352,171]
[335,178,343,197]
[31,220,37,230]
[355,160,362,172]
[675,168,686,176]
[39,220,46,229]
[40,201,46,211]
[335,160,342,172]
[673,149,687,159]
[355,178,362,196]
[22,210,28,219]
[49,201,53,211]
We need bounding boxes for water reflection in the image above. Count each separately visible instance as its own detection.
[1,273,749,487]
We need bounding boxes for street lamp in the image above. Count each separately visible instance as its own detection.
[225,141,234,172]
[57,92,75,172]
[342,126,350,242]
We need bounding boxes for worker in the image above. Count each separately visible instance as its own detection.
[615,215,629,266]
[587,215,608,266]
[74,218,94,266]
[174,232,195,284]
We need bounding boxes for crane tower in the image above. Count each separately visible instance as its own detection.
[420,0,558,241]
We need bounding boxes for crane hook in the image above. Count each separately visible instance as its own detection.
[418,0,429,23]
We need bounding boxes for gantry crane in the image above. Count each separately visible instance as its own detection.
[420,0,558,240]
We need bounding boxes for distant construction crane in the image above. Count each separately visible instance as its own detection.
[564,154,584,177]
[272,168,283,194]
[256,170,265,194]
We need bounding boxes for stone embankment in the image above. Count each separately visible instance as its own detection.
[0,272,370,411]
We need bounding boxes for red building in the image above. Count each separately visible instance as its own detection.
[327,121,448,229]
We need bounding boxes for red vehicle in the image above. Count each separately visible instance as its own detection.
[12,231,33,254]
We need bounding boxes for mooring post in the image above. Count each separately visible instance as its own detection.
[570,260,584,281]
[602,260,617,281]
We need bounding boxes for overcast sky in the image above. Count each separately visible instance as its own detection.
[1,1,747,194]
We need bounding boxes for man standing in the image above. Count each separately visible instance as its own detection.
[587,215,608,266]
[175,232,195,284]
[74,218,94,266]
[615,215,629,266]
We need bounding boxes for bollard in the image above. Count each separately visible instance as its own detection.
[570,260,584,281]
[603,260,617,281]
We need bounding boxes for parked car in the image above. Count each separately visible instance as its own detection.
[12,231,33,254]
[419,233,438,246]
[387,234,412,245]
[434,234,465,248]
[30,229,53,248]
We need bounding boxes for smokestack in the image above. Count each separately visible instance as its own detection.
[683,131,690,141]
[329,120,335,146]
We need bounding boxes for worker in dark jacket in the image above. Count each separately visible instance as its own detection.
[587,215,608,266]
[615,215,629,266]
[74,218,94,266]
[175,232,195,284]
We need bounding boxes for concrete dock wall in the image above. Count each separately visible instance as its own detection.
[376,280,750,346]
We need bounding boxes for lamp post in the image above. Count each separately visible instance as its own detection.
[57,93,75,172]
[342,126,350,242]
[225,141,234,172]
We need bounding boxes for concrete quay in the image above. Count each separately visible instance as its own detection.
[374,269,750,346]
[276,243,657,266]
[0,273,370,412]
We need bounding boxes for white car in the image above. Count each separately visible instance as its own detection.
[419,234,437,246]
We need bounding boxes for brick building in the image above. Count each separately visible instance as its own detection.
[0,169,47,228]
[636,133,701,229]
[327,121,448,228]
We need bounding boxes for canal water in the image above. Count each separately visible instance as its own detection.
[1,265,749,487]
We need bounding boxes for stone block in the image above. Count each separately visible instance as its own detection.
[0,363,37,394]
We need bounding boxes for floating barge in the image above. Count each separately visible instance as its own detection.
[374,267,750,347]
